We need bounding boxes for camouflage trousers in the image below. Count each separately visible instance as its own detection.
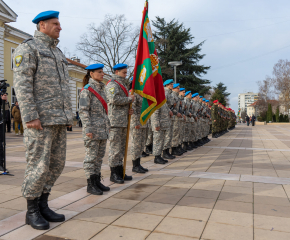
[179,121,185,144]
[163,123,172,150]
[152,129,166,156]
[190,122,196,142]
[83,139,107,179]
[196,120,201,140]
[130,128,147,160]
[108,127,127,167]
[212,120,219,133]
[22,126,66,200]
[146,124,153,146]
[183,122,191,142]
[171,120,180,147]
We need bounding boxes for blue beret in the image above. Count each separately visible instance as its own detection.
[199,96,203,98]
[206,100,209,102]
[173,83,180,89]
[185,91,191,97]
[192,93,199,98]
[130,77,133,82]
[203,98,206,101]
[113,63,128,70]
[32,11,59,24]
[180,88,185,91]
[85,64,104,70]
[163,79,174,86]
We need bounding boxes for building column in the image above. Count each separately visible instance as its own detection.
[69,78,77,115]
[0,27,5,80]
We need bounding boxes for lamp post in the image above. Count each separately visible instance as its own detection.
[168,61,183,83]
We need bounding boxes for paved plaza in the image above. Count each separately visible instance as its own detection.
[1,124,290,239]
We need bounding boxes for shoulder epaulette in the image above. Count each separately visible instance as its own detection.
[84,84,90,89]
[22,38,33,44]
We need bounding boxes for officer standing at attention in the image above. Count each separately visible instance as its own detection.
[179,88,187,153]
[129,78,149,173]
[105,64,135,184]
[183,91,193,150]
[79,64,111,195]
[162,79,175,160]
[13,11,73,230]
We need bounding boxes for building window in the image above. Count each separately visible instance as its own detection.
[11,48,15,70]
[77,87,82,110]
[11,87,17,104]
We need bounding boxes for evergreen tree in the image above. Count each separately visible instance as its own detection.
[213,82,230,98]
[210,89,226,106]
[267,103,272,123]
[152,17,211,95]
[276,106,280,122]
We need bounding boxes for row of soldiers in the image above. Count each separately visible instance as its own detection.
[211,100,236,138]
[12,10,236,231]
[134,79,212,167]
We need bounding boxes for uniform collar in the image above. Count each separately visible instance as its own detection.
[172,91,179,96]
[112,74,126,86]
[34,31,59,48]
[164,87,172,93]
[89,78,105,90]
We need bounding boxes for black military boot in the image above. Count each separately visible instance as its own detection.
[139,158,149,172]
[95,173,110,192]
[132,158,146,173]
[172,147,182,156]
[110,167,124,184]
[186,142,193,151]
[145,144,153,154]
[141,151,149,157]
[168,148,176,158]
[119,165,133,181]
[162,149,175,159]
[26,198,49,230]
[190,142,197,148]
[87,175,103,195]
[181,144,187,152]
[154,155,167,164]
[39,193,65,222]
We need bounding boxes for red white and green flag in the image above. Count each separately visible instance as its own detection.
[132,0,166,125]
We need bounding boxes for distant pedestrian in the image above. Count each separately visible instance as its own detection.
[252,115,256,126]
[12,101,23,135]
[246,115,250,126]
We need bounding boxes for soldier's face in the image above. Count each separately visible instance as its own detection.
[186,93,192,99]
[115,69,127,78]
[167,83,173,90]
[179,91,185,96]
[91,69,105,82]
[172,87,180,93]
[40,18,62,39]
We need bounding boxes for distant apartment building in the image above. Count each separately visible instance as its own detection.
[238,92,259,114]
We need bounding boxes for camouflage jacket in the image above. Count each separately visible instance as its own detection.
[191,100,198,118]
[151,103,171,130]
[13,31,73,126]
[171,91,182,121]
[184,97,192,122]
[105,74,132,128]
[79,79,110,140]
[211,105,218,124]
[179,95,186,121]
[130,92,147,128]
[164,87,174,110]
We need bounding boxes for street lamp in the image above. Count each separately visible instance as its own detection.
[168,61,183,83]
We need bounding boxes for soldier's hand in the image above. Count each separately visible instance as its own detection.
[155,127,161,131]
[214,120,216,122]
[183,115,186,120]
[169,111,173,117]
[86,133,93,139]
[129,108,134,115]
[177,113,181,117]
[26,119,43,130]
[129,95,135,102]
[135,125,140,129]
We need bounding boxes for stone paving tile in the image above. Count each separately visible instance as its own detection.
[254,228,290,240]
[214,199,253,213]
[95,197,140,211]
[168,205,211,221]
[147,232,197,240]
[129,201,174,216]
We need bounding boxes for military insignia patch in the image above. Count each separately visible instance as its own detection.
[15,55,23,67]
[109,87,115,94]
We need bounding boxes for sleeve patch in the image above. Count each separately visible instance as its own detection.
[109,87,115,94]
[15,55,23,67]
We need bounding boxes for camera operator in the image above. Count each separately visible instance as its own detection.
[1,93,11,133]
[0,93,9,173]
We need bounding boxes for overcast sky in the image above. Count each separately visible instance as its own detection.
[7,0,290,112]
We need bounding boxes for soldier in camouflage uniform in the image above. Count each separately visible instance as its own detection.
[105,64,135,184]
[13,11,73,230]
[145,119,153,154]
[179,88,187,153]
[190,94,199,148]
[162,79,175,160]
[151,102,171,164]
[129,78,149,173]
[79,64,111,195]
[183,91,193,150]
[211,100,219,138]
[171,84,183,156]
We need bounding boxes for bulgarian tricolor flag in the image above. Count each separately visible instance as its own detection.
[132,0,166,125]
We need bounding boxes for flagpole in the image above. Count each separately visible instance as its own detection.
[123,90,134,179]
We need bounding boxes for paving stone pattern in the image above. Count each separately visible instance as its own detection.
[1,124,290,239]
